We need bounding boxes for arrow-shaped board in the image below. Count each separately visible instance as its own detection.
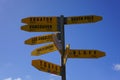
[67,49,105,58]
[21,24,60,32]
[21,16,60,32]
[64,15,102,25]
[32,59,61,76]
[21,16,58,24]
[31,43,57,56]
[24,34,54,45]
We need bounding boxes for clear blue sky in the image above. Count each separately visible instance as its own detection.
[0,0,120,80]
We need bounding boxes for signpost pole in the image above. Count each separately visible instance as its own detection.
[60,15,66,80]
[21,15,105,80]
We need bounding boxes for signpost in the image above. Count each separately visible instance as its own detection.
[21,15,106,80]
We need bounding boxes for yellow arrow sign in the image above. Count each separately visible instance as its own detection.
[24,34,54,45]
[65,15,102,25]
[32,59,61,76]
[21,24,60,32]
[21,16,58,25]
[67,49,105,58]
[31,43,57,56]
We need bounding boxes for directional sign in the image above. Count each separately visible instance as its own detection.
[52,33,62,54]
[24,34,54,45]
[64,15,102,25]
[31,43,57,56]
[21,24,60,32]
[32,59,61,76]
[67,49,105,58]
[21,16,58,25]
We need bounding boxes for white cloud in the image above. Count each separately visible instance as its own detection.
[14,78,22,80]
[113,64,120,71]
[3,75,32,80]
[3,77,12,80]
[3,77,22,80]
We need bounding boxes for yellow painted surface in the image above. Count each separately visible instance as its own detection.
[32,59,61,76]
[31,43,57,56]
[24,34,54,45]
[21,24,60,32]
[66,15,102,25]
[68,49,105,58]
[21,16,58,25]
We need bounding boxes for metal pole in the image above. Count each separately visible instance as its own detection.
[60,15,66,80]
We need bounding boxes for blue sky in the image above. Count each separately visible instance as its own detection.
[0,0,120,80]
